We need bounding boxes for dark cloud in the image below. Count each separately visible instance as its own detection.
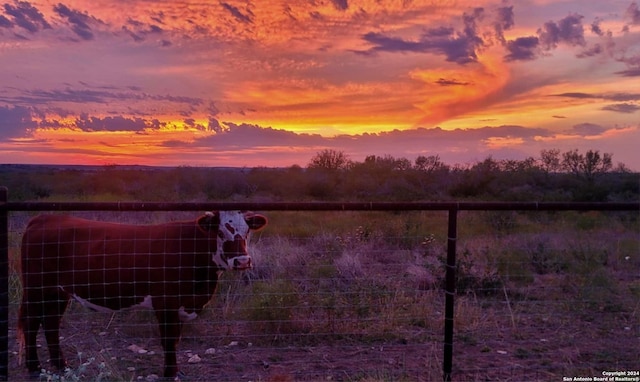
[605,93,640,101]
[590,18,604,36]
[626,2,640,25]
[2,0,50,33]
[330,0,348,11]
[122,25,143,42]
[493,6,514,42]
[208,118,224,133]
[357,8,486,64]
[360,32,425,53]
[17,88,115,104]
[505,11,615,61]
[457,7,485,62]
[424,26,454,37]
[356,6,530,65]
[121,17,164,43]
[434,78,470,86]
[615,67,640,77]
[552,92,640,102]
[504,36,539,61]
[8,87,204,109]
[75,115,149,132]
[537,13,586,50]
[164,122,323,150]
[578,43,604,57]
[616,51,640,69]
[552,92,596,99]
[0,105,36,139]
[602,103,640,113]
[569,123,606,135]
[183,117,220,131]
[0,14,12,28]
[53,3,99,41]
[220,2,254,24]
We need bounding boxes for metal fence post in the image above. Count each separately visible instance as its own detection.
[443,207,457,382]
[0,187,8,381]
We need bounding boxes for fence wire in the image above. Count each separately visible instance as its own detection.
[2,207,639,382]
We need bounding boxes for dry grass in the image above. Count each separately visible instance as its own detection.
[6,210,639,381]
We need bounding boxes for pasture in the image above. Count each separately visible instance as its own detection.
[4,208,639,381]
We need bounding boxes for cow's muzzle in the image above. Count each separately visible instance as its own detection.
[232,255,252,270]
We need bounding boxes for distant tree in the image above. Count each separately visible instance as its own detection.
[539,149,562,173]
[362,154,409,171]
[307,149,351,171]
[395,157,412,171]
[501,157,537,172]
[450,156,500,198]
[562,149,613,182]
[613,162,631,173]
[414,155,448,173]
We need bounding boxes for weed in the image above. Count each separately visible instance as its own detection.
[242,280,300,341]
[528,239,569,274]
[425,247,502,295]
[39,353,113,382]
[577,269,622,312]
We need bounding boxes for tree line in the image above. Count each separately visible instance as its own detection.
[302,148,636,201]
[2,148,638,202]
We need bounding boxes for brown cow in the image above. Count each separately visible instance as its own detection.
[18,211,267,379]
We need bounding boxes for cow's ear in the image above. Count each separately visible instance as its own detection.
[245,213,267,231]
[198,211,220,233]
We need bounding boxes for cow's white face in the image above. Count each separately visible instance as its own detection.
[199,211,267,271]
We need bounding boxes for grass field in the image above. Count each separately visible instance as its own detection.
[5,209,639,381]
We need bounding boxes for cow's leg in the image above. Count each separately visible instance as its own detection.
[18,298,44,375]
[41,295,70,371]
[155,308,183,378]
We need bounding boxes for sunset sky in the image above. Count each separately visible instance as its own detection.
[1,0,639,168]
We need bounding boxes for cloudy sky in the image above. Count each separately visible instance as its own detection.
[1,0,639,168]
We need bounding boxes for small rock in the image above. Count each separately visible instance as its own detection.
[205,348,216,355]
[187,354,201,363]
[127,367,136,372]
[228,341,239,347]
[127,344,148,354]
[497,350,507,355]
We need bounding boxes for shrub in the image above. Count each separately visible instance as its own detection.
[242,280,300,341]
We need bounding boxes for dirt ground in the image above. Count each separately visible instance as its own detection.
[6,284,639,382]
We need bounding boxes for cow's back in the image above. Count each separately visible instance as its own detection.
[21,214,217,310]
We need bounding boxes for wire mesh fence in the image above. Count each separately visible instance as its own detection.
[1,200,639,381]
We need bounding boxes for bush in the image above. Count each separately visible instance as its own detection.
[242,280,300,341]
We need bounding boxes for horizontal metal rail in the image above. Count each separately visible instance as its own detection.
[2,200,639,211]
